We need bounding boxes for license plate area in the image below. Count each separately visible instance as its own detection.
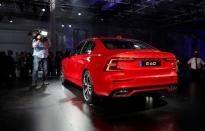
[140,61,160,67]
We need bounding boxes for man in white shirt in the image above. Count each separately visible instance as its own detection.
[32,34,49,87]
[188,51,205,80]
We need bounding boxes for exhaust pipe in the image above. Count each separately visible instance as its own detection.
[112,89,130,97]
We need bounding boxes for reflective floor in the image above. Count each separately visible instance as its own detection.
[0,78,205,131]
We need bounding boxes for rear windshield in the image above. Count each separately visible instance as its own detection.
[101,39,157,50]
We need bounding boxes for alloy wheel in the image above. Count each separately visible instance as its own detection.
[83,71,94,103]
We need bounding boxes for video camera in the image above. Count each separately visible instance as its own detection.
[31,29,48,42]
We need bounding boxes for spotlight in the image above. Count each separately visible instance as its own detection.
[78,12,82,16]
[8,16,13,23]
[61,24,65,28]
[0,3,2,6]
[42,8,46,12]
[68,24,72,28]
[100,18,104,21]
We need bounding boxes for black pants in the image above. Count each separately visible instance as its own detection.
[190,69,200,81]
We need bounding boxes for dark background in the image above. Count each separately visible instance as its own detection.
[1,0,205,59]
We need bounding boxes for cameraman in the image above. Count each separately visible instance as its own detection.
[31,33,50,87]
[188,51,205,81]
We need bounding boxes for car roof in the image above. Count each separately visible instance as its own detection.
[88,36,132,41]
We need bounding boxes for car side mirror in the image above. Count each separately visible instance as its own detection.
[87,50,92,54]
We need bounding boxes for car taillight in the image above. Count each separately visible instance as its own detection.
[105,57,136,71]
[164,58,175,62]
[164,58,177,71]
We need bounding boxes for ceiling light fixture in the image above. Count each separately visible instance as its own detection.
[0,3,2,6]
[61,24,65,28]
[68,25,72,28]
[78,12,82,16]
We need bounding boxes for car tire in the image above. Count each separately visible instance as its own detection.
[82,70,97,104]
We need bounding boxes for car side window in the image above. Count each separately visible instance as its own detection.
[81,41,95,54]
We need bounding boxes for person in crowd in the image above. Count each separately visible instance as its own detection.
[31,34,50,87]
[14,52,21,78]
[19,52,28,79]
[27,52,33,76]
[188,51,205,80]
[55,51,62,77]
[24,52,30,79]
[0,51,7,87]
[6,50,15,86]
[0,51,15,87]
[47,51,54,77]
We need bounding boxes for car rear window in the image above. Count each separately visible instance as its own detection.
[101,39,157,50]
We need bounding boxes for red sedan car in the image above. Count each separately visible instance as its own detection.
[62,37,178,103]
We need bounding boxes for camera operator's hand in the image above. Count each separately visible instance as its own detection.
[33,39,40,47]
[36,39,41,44]
[32,35,42,47]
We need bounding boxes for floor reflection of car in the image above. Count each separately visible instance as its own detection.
[62,36,178,103]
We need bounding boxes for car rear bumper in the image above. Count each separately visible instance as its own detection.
[110,84,177,97]
[93,72,178,97]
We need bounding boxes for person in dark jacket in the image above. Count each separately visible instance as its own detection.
[55,51,62,77]
[0,52,7,87]
[47,51,54,77]
[6,50,15,87]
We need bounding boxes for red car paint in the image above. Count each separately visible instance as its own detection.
[62,37,177,97]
